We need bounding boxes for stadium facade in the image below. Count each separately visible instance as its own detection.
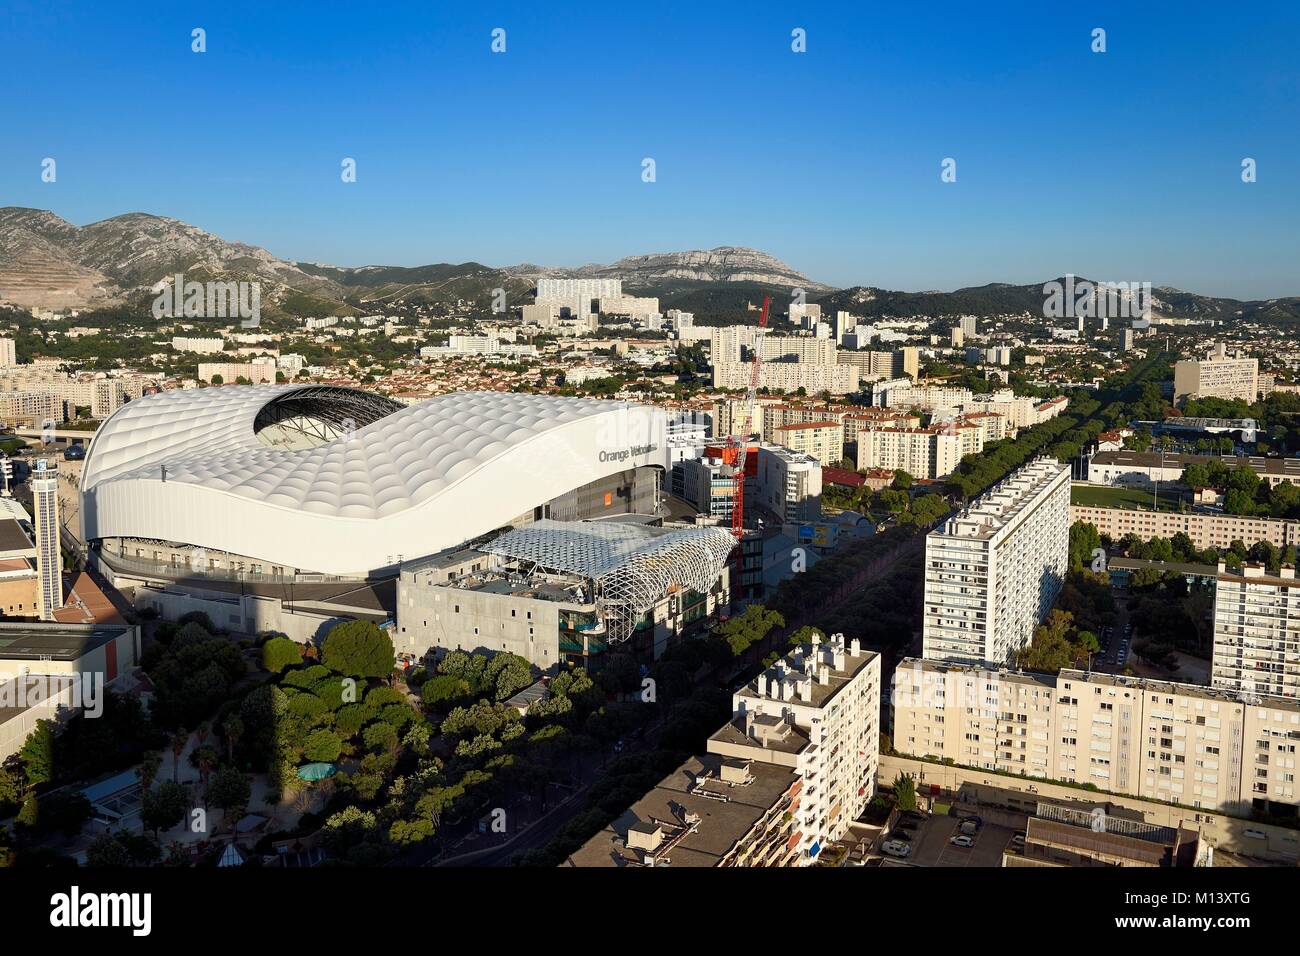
[82,386,669,578]
[80,386,733,657]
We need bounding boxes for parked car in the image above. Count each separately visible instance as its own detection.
[881,840,911,858]
[1011,832,1026,847]
[959,820,979,836]
[950,834,975,848]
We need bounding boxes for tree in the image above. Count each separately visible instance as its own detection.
[321,621,395,680]
[221,714,244,764]
[86,832,132,867]
[261,637,302,673]
[19,720,56,787]
[421,674,470,708]
[303,729,343,763]
[170,729,188,783]
[893,772,917,812]
[891,470,914,491]
[208,766,251,834]
[142,781,187,837]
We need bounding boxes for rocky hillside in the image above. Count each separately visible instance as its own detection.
[509,246,828,292]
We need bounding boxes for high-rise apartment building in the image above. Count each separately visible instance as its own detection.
[1173,343,1259,404]
[570,632,879,867]
[1212,562,1300,700]
[31,459,62,620]
[711,633,881,859]
[922,458,1070,666]
[0,338,16,368]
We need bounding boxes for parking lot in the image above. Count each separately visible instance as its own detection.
[882,812,1020,867]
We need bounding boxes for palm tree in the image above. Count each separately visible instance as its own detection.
[137,751,162,835]
[222,715,244,765]
[191,745,218,806]
[170,729,188,783]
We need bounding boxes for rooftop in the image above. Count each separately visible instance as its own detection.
[0,620,132,662]
[565,753,799,867]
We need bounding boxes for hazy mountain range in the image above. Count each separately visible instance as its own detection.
[2,207,1298,323]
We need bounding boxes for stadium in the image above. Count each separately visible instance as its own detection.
[81,385,674,578]
[78,386,735,656]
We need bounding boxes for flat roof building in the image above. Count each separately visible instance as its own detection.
[922,459,1070,667]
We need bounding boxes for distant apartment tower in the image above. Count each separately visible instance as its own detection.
[856,426,961,479]
[922,458,1070,666]
[1173,343,1259,404]
[198,358,277,384]
[770,421,843,467]
[1122,328,1135,351]
[787,301,821,327]
[838,348,919,381]
[170,336,225,354]
[0,338,16,368]
[31,459,62,620]
[713,362,859,395]
[536,277,622,314]
[1212,562,1300,700]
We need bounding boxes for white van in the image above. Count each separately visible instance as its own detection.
[881,840,911,858]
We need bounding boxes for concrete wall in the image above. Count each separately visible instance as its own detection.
[398,581,565,670]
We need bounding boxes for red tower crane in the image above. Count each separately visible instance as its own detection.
[726,294,771,539]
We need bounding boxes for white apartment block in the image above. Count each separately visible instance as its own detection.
[1212,563,1300,700]
[1070,504,1300,552]
[710,398,764,438]
[197,358,277,384]
[837,348,919,381]
[1174,343,1259,404]
[892,658,1300,815]
[874,380,973,411]
[856,426,961,479]
[755,444,821,524]
[598,295,659,321]
[31,460,62,620]
[0,338,16,368]
[756,337,837,365]
[536,277,623,303]
[277,353,306,375]
[711,633,881,861]
[787,302,822,327]
[713,361,859,395]
[922,458,1070,667]
[170,336,225,354]
[770,421,843,467]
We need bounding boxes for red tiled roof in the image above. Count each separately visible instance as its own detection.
[822,468,865,487]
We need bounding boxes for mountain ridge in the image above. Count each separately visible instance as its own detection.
[1,207,1297,322]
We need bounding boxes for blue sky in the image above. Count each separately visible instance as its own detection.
[2,1,1297,297]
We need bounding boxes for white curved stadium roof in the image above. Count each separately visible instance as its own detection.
[82,386,668,576]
